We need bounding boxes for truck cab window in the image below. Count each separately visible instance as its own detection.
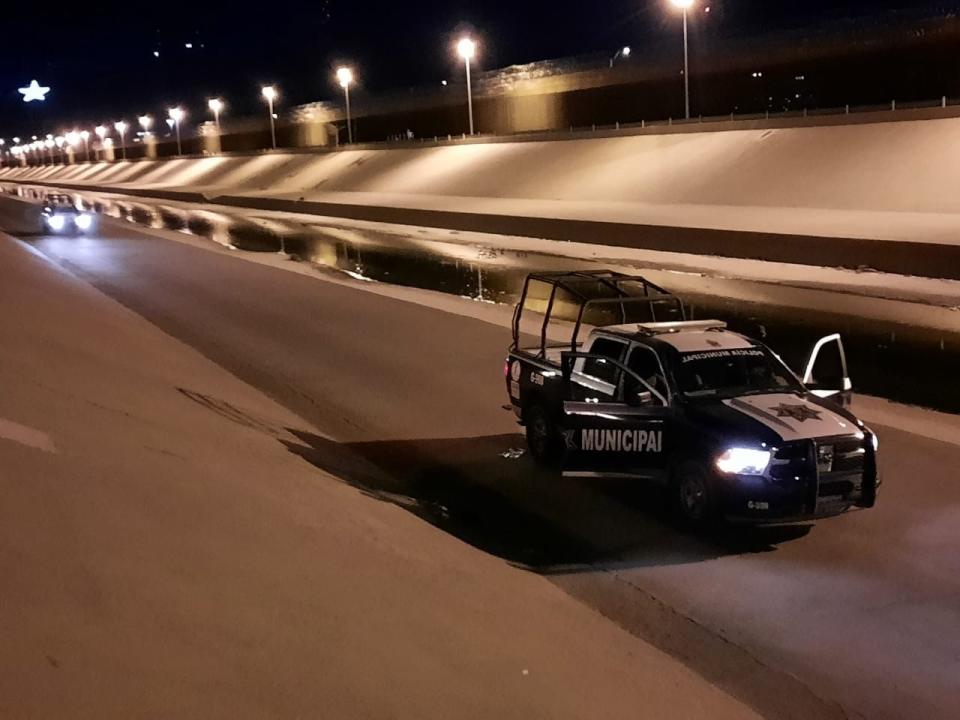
[581,338,626,385]
[626,346,669,401]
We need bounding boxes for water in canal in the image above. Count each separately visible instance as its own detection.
[9,183,960,415]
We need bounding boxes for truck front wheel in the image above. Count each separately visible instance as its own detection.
[672,462,716,527]
[525,404,563,467]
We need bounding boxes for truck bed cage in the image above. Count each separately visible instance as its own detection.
[511,270,687,357]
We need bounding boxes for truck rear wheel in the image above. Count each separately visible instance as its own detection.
[525,404,562,467]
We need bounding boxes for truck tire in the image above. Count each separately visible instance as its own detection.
[525,404,563,467]
[671,461,716,527]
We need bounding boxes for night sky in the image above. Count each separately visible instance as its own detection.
[0,0,948,135]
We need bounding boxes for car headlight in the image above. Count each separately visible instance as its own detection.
[871,433,879,452]
[715,447,771,476]
[75,213,93,230]
[46,215,66,231]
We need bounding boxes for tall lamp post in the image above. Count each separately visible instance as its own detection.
[79,130,90,161]
[208,98,223,133]
[457,37,476,135]
[336,67,354,144]
[138,114,153,137]
[114,120,128,160]
[168,107,184,155]
[609,46,632,68]
[261,86,278,150]
[94,125,108,160]
[670,0,695,120]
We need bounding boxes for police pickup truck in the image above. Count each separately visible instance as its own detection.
[505,271,879,525]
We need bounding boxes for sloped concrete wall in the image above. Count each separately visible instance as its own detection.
[3,116,959,215]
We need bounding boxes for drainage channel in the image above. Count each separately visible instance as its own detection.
[9,183,960,415]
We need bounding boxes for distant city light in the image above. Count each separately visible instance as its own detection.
[622,46,632,57]
[184,43,193,49]
[153,51,160,58]
[18,80,50,102]
[441,80,448,86]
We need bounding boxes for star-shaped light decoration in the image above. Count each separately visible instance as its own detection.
[19,80,51,102]
[771,403,822,422]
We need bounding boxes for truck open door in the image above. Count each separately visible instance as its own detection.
[559,352,673,481]
[803,333,852,406]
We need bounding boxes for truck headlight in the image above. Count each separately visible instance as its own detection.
[715,447,771,476]
[75,213,93,230]
[46,215,65,231]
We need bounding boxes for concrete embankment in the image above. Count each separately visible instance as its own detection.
[5,115,960,278]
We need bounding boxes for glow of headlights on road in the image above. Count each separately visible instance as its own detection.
[46,215,66,231]
[715,447,771,475]
[75,213,92,230]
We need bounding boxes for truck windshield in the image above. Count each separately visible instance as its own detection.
[676,347,802,399]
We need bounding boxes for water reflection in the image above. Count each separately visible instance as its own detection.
[7,182,960,413]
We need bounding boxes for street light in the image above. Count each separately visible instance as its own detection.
[261,85,277,150]
[94,125,108,160]
[336,67,354,144]
[114,120,128,160]
[65,131,80,162]
[610,46,632,68]
[139,114,153,135]
[168,107,184,155]
[207,98,224,133]
[670,0,695,120]
[79,130,90,161]
[54,136,65,164]
[457,36,476,135]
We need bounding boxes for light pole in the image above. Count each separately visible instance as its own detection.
[168,107,184,155]
[94,125,108,160]
[80,130,90,161]
[336,67,354,144]
[670,0,695,120]
[66,131,80,162]
[54,136,65,163]
[609,46,632,68]
[261,85,277,150]
[457,37,476,135]
[207,98,223,133]
[114,121,128,160]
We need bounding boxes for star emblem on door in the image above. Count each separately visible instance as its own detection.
[771,403,822,422]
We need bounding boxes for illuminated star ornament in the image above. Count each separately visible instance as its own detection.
[772,403,822,422]
[18,80,51,102]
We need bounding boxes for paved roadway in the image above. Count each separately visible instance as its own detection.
[5,203,959,720]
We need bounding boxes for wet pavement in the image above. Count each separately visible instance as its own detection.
[7,182,960,414]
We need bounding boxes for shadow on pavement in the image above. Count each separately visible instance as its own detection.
[283,429,808,572]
